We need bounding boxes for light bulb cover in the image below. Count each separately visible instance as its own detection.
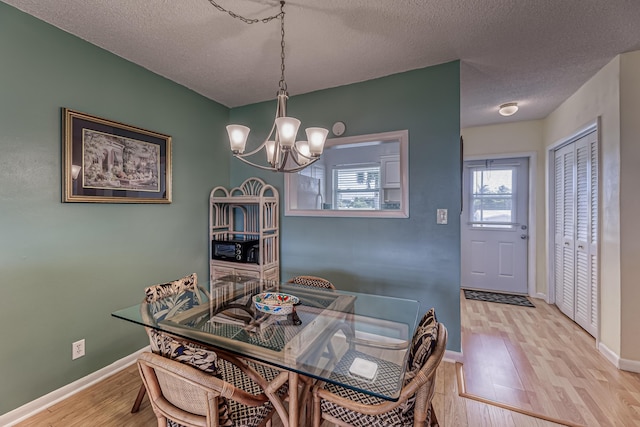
[226,125,250,153]
[499,102,519,116]
[305,127,329,156]
[265,140,276,163]
[275,117,301,148]
[295,141,311,165]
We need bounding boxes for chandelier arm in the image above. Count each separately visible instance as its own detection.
[280,157,320,173]
[232,152,319,173]
[232,155,284,172]
[291,145,315,162]
[237,122,277,158]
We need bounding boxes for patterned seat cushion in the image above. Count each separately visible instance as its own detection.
[289,275,335,289]
[149,329,285,427]
[405,308,438,385]
[319,309,439,426]
[320,350,414,427]
[148,329,233,426]
[145,273,198,303]
[219,358,288,427]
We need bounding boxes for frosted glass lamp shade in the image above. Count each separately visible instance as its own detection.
[275,117,301,148]
[226,125,250,153]
[266,140,276,163]
[305,127,329,156]
[295,141,311,164]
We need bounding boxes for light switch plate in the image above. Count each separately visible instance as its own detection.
[437,209,448,224]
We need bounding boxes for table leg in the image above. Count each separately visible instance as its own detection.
[288,371,299,427]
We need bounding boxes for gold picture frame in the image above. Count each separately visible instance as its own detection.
[63,108,172,203]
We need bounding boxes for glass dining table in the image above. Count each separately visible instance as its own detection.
[112,275,420,427]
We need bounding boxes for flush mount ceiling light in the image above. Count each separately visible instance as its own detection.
[215,0,329,173]
[498,102,519,117]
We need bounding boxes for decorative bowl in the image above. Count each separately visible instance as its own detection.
[253,292,299,315]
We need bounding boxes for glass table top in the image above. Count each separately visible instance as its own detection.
[112,275,420,401]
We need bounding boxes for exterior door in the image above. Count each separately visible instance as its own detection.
[461,157,529,294]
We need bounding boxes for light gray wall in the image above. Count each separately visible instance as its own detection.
[0,2,230,414]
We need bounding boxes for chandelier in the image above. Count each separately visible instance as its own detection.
[213,0,329,173]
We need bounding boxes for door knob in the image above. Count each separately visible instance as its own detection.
[521,234,528,239]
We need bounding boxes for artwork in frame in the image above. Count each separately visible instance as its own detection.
[63,108,172,203]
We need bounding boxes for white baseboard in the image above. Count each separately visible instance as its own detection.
[0,346,149,427]
[598,341,620,368]
[444,349,463,363]
[598,342,640,373]
[533,292,546,300]
[619,357,640,373]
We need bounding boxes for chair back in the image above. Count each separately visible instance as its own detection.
[287,275,335,289]
[400,322,447,423]
[138,351,225,426]
[144,272,198,303]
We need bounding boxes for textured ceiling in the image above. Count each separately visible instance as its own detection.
[5,0,640,127]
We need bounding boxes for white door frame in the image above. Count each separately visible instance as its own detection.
[545,118,599,338]
[463,151,537,298]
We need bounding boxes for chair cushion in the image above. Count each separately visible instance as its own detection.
[320,310,439,426]
[289,275,334,289]
[320,350,414,427]
[405,308,438,383]
[148,329,233,427]
[399,308,438,417]
[218,358,288,427]
[144,273,198,303]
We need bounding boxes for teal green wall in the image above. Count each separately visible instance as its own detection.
[0,2,229,415]
[1,1,461,416]
[230,63,462,351]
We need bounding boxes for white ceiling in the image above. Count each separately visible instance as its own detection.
[5,0,640,127]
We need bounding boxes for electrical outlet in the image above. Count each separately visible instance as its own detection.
[437,208,448,224]
[72,339,85,360]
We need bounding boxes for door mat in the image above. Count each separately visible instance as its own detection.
[463,289,535,307]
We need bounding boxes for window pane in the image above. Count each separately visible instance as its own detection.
[471,168,514,227]
[334,166,380,210]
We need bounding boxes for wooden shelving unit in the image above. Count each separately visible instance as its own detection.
[209,177,279,284]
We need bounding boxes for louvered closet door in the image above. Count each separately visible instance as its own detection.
[553,130,598,337]
[574,132,598,336]
[554,143,575,319]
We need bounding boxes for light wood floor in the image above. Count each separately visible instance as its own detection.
[17,292,640,427]
[461,290,640,427]
[15,360,565,427]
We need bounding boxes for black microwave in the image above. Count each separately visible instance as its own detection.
[211,235,259,264]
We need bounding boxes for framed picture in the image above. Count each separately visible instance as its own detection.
[63,108,172,203]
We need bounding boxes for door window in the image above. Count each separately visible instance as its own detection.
[469,166,516,228]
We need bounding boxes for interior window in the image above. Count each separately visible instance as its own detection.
[284,129,409,218]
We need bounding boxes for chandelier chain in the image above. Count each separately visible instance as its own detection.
[206,0,283,24]
[206,1,288,92]
[279,1,287,92]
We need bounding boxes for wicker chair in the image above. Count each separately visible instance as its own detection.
[287,275,336,290]
[138,342,283,427]
[131,273,204,413]
[311,309,447,427]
